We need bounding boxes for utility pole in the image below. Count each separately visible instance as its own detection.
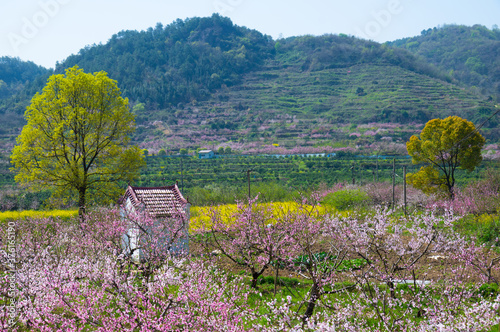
[247,169,253,199]
[392,158,396,210]
[180,156,184,193]
[403,165,407,215]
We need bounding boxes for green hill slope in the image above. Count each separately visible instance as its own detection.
[144,59,495,155]
[0,57,51,153]
[389,24,500,101]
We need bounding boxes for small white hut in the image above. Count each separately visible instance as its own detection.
[198,149,215,159]
[119,183,190,261]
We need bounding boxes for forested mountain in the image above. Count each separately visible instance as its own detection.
[0,56,49,102]
[0,16,498,157]
[59,18,456,111]
[275,34,450,82]
[0,57,50,150]
[389,24,500,101]
[0,57,47,83]
[60,14,275,109]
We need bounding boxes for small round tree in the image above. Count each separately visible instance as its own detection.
[406,116,485,198]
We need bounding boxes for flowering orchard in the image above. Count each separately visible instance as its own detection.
[0,209,253,331]
[1,200,500,331]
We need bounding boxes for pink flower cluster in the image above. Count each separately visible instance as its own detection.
[429,174,500,215]
[0,210,254,331]
[197,199,500,330]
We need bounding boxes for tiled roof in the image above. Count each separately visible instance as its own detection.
[120,183,188,217]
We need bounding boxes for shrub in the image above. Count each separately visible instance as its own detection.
[476,214,500,246]
[321,187,371,211]
[364,182,400,206]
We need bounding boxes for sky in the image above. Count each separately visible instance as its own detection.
[1,0,499,69]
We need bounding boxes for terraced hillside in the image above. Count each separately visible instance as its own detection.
[389,24,500,101]
[138,60,496,155]
[0,154,12,187]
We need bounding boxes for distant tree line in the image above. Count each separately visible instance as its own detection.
[390,24,500,102]
[0,57,50,113]
[275,34,450,83]
[59,14,275,109]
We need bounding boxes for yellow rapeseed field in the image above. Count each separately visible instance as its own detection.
[0,209,78,222]
[190,201,333,232]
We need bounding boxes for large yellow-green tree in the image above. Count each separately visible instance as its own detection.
[11,66,145,217]
[406,116,485,199]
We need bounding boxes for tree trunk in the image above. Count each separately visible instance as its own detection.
[387,280,396,299]
[274,266,279,296]
[251,271,260,289]
[78,187,86,222]
[303,283,319,323]
[448,186,455,200]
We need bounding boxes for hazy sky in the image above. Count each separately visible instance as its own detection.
[1,0,499,68]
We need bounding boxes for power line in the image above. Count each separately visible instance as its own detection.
[445,105,500,153]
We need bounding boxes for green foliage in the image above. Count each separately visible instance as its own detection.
[188,184,240,205]
[132,102,145,113]
[406,116,485,198]
[321,188,371,211]
[292,252,367,272]
[390,24,500,102]
[256,275,300,287]
[475,214,500,246]
[478,283,499,298]
[186,181,298,206]
[250,182,296,202]
[60,14,275,109]
[10,66,145,214]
